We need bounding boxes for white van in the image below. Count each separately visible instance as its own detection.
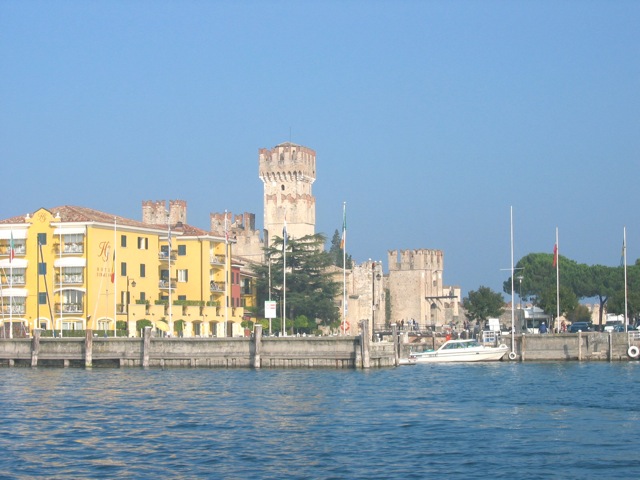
[485,318,501,334]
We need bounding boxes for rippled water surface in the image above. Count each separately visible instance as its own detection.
[1,362,639,479]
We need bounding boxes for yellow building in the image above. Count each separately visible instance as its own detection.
[0,206,246,338]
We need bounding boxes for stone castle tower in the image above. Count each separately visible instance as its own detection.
[259,142,316,246]
[387,249,456,328]
[142,200,187,225]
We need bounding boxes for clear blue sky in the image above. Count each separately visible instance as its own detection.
[2,1,639,298]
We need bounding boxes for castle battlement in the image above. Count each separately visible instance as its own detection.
[258,142,316,181]
[388,249,444,271]
[142,199,187,225]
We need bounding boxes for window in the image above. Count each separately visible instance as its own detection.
[139,264,146,278]
[178,295,186,301]
[178,269,188,283]
[38,263,47,275]
[37,233,47,245]
[139,292,146,303]
[121,235,127,247]
[120,262,127,277]
[178,245,186,256]
[137,237,148,250]
[38,292,47,305]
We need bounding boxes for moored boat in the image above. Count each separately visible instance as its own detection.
[398,357,417,365]
[410,339,508,363]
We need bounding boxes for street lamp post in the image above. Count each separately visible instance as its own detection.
[371,262,381,341]
[517,276,523,310]
[126,276,136,335]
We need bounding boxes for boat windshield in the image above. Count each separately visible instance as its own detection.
[442,340,481,350]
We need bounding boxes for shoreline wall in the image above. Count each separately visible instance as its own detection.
[1,331,638,369]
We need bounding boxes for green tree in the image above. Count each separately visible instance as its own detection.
[503,253,630,329]
[252,233,341,335]
[607,263,640,325]
[462,286,505,327]
[329,229,353,268]
[566,304,592,324]
[537,285,578,329]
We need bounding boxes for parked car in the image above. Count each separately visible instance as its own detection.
[612,324,638,332]
[604,321,623,332]
[569,322,592,333]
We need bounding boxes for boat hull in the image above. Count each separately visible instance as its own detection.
[413,348,507,363]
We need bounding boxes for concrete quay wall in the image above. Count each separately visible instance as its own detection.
[0,328,377,369]
[2,330,638,369]
[402,332,640,362]
[515,332,639,361]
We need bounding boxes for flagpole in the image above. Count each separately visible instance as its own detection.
[624,226,628,332]
[283,217,287,337]
[9,230,14,339]
[342,202,347,335]
[113,217,117,338]
[510,207,515,354]
[224,210,229,336]
[59,218,63,338]
[167,210,173,337]
[555,227,560,333]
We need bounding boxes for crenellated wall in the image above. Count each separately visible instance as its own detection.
[142,200,187,225]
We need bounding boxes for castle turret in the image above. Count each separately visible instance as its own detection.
[142,200,187,225]
[259,142,316,246]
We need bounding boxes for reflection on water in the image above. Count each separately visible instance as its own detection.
[1,364,639,479]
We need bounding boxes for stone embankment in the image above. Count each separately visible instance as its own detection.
[0,325,638,369]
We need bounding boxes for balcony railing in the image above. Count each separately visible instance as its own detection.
[1,304,25,315]
[55,303,84,314]
[210,282,224,292]
[53,242,85,255]
[210,255,225,265]
[0,244,26,257]
[158,251,177,262]
[1,275,25,286]
[56,274,84,285]
[159,279,177,289]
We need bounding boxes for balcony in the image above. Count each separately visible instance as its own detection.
[158,251,177,262]
[0,243,26,258]
[55,303,84,314]
[210,255,225,266]
[210,281,224,293]
[57,274,84,285]
[159,279,177,290]
[53,242,85,255]
[1,304,25,315]
[1,275,25,286]
[63,242,84,254]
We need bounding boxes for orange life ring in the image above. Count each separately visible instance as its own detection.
[340,321,350,332]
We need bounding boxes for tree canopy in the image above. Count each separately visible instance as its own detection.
[329,229,353,269]
[503,253,638,326]
[462,286,505,324]
[252,233,341,334]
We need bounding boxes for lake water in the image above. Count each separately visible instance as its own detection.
[0,362,639,479]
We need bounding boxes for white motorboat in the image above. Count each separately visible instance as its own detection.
[398,357,417,366]
[410,339,508,363]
